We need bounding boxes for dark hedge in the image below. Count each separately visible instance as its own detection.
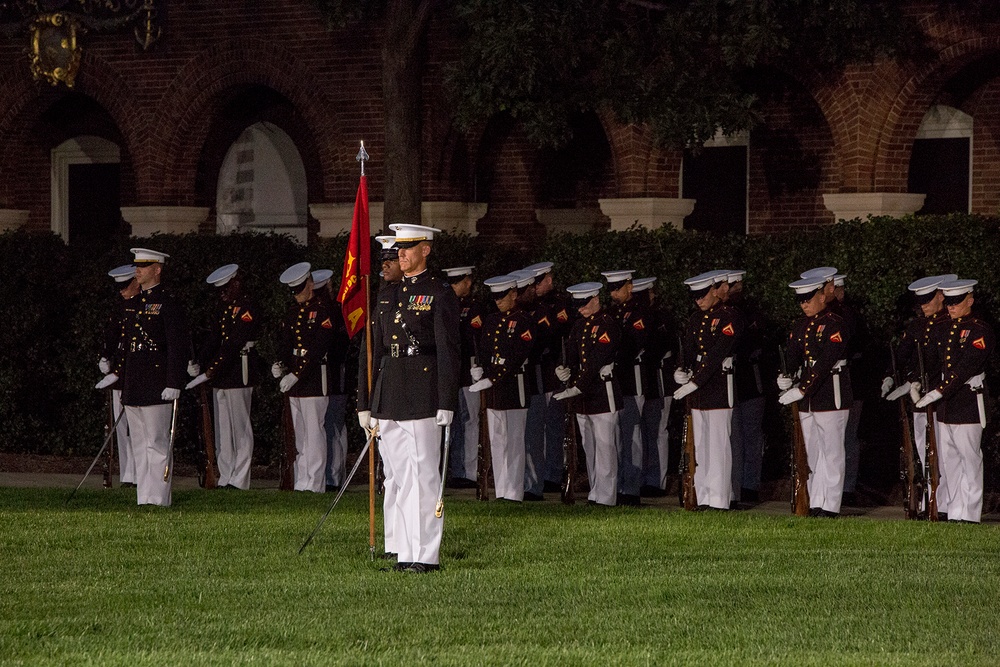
[2,214,999,495]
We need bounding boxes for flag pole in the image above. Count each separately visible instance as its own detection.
[357,140,376,561]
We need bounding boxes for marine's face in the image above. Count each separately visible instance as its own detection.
[133,263,161,290]
[799,290,826,317]
[947,293,973,319]
[382,257,403,283]
[397,242,430,276]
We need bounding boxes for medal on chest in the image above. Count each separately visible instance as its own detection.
[408,295,433,312]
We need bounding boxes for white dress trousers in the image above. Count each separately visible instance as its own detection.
[487,407,527,501]
[213,387,254,489]
[912,411,949,514]
[691,408,733,509]
[378,432,399,555]
[112,389,134,484]
[125,403,173,506]
[938,422,984,523]
[289,396,329,493]
[799,409,848,513]
[378,417,444,565]
[576,411,619,506]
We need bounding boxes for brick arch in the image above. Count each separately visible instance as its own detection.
[871,36,1000,192]
[147,38,343,205]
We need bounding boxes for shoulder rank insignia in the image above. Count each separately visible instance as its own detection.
[598,332,611,344]
[722,323,735,336]
[470,315,483,329]
[557,309,568,322]
[973,336,986,350]
[829,331,842,343]
[633,318,645,331]
[538,316,551,328]
[321,318,333,329]
[521,330,533,342]
[241,311,253,323]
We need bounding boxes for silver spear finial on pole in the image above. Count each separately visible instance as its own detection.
[356,140,369,176]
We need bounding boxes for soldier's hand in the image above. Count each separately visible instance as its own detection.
[885,382,911,402]
[435,410,454,426]
[673,381,698,400]
[778,387,804,405]
[358,410,373,430]
[776,375,794,391]
[908,381,922,405]
[98,357,110,374]
[185,373,209,390]
[880,376,894,397]
[187,361,201,378]
[555,365,571,382]
[553,386,582,400]
[470,365,484,382]
[279,373,299,393]
[95,373,118,390]
[915,388,942,409]
[161,387,181,401]
[469,378,493,393]
[673,368,691,385]
[271,361,287,378]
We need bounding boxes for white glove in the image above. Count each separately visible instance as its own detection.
[185,373,209,390]
[599,363,614,380]
[161,387,181,401]
[95,373,118,390]
[915,389,942,409]
[471,365,484,382]
[909,381,922,405]
[553,386,582,400]
[279,373,299,393]
[98,357,110,374]
[880,376,894,398]
[469,378,493,393]
[187,361,201,378]
[673,368,691,385]
[555,365,571,382]
[777,375,793,391]
[435,410,454,426]
[358,410,372,430]
[673,381,698,400]
[271,361,286,378]
[778,387,805,405]
[885,383,911,402]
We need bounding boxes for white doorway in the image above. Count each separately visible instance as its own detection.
[51,136,121,243]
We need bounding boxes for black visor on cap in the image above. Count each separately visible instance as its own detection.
[445,274,467,285]
[943,291,970,306]
[393,239,426,250]
[380,251,398,262]
[912,290,936,306]
[690,285,711,301]
[288,280,309,296]
[606,279,629,292]
[797,288,821,304]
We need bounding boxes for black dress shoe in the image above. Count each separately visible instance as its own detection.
[818,510,839,518]
[377,552,397,561]
[446,477,477,489]
[523,492,544,501]
[808,507,822,517]
[325,485,341,493]
[385,562,413,572]
[938,512,949,521]
[404,562,440,574]
[617,493,641,507]
[741,488,759,502]
[543,480,562,493]
[639,485,667,498]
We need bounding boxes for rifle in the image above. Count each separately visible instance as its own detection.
[560,337,577,505]
[476,384,492,501]
[677,334,698,510]
[279,395,296,491]
[199,385,219,489]
[890,342,921,519]
[916,342,940,521]
[102,389,115,488]
[779,345,810,516]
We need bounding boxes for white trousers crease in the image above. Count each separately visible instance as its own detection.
[692,408,733,509]
[214,387,254,489]
[799,409,848,514]
[290,396,328,493]
[488,407,527,501]
[938,422,983,523]
[577,411,619,506]
[125,403,173,507]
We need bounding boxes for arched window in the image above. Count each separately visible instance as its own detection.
[908,105,972,215]
[216,123,308,244]
[51,135,121,244]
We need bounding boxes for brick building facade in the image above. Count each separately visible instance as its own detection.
[0,2,997,245]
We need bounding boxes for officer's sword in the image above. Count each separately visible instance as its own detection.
[435,424,452,518]
[298,427,377,554]
[163,398,179,482]
[66,407,127,503]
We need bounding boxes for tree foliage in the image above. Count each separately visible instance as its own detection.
[446,0,926,148]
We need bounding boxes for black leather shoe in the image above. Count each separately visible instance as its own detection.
[543,480,562,493]
[808,507,822,517]
[446,477,477,489]
[818,510,839,518]
[617,493,641,507]
[404,562,440,574]
[523,492,544,501]
[325,485,341,493]
[377,552,397,561]
[640,485,667,497]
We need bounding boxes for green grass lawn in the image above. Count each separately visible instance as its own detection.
[2,487,999,666]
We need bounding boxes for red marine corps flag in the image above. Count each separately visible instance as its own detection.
[337,143,371,338]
